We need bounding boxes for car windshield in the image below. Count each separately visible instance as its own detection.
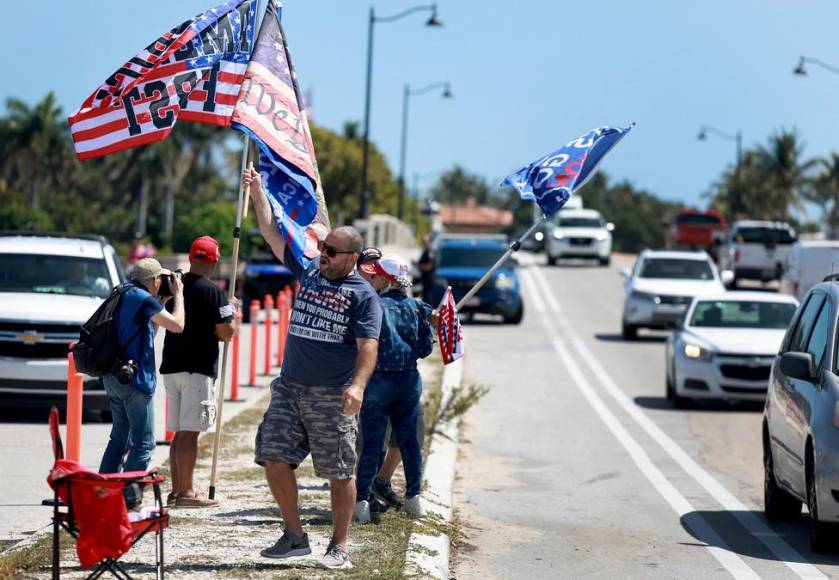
[689,300,797,329]
[438,247,514,269]
[735,227,796,245]
[0,254,112,298]
[638,258,714,280]
[677,214,721,225]
[556,217,603,228]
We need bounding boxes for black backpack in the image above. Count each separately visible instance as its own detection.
[74,283,135,376]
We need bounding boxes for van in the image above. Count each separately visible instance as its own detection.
[781,240,839,301]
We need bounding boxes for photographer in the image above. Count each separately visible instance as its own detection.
[99,258,185,475]
[160,236,238,508]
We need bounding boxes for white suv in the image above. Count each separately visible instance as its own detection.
[718,220,797,286]
[0,233,124,415]
[544,208,614,266]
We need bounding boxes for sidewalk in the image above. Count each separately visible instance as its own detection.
[18,353,458,579]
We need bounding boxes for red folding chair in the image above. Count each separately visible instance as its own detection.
[44,407,169,579]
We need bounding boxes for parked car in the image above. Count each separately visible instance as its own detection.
[718,220,797,286]
[429,235,523,324]
[781,240,839,302]
[621,250,732,340]
[238,229,296,321]
[763,275,839,552]
[665,209,728,258]
[0,232,124,416]
[665,292,798,407]
[544,208,614,266]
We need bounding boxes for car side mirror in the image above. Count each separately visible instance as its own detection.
[620,267,631,278]
[780,352,816,381]
[720,270,734,286]
[606,222,615,232]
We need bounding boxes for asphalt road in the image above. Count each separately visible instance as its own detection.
[453,253,839,579]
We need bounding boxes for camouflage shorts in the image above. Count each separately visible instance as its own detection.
[255,377,358,480]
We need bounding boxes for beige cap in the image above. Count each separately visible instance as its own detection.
[133,257,171,281]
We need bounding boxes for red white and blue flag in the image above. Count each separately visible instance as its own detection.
[501,124,634,217]
[69,0,256,160]
[437,287,464,365]
[231,0,325,265]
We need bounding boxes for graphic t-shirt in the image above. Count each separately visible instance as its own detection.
[114,283,162,395]
[160,273,234,379]
[281,246,382,387]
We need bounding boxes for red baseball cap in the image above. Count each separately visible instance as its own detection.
[189,236,220,263]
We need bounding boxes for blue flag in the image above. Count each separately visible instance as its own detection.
[501,124,634,218]
[231,0,322,266]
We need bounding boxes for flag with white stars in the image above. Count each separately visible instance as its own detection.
[501,124,634,218]
[70,0,256,160]
[231,0,324,266]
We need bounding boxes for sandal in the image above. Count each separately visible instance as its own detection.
[175,494,219,508]
[166,492,179,507]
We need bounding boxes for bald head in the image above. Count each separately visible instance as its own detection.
[332,226,363,253]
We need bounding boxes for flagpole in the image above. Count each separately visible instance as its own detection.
[208,0,265,501]
[454,216,546,312]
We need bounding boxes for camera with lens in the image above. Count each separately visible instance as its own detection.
[116,359,138,385]
[157,269,184,298]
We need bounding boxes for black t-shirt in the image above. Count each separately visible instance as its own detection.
[160,273,234,379]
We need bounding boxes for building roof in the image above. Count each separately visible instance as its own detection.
[439,197,513,228]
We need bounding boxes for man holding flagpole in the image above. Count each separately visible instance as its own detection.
[244,168,381,570]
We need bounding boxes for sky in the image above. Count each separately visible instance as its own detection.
[3,0,839,209]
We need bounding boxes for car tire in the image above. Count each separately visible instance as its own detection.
[621,320,637,341]
[504,304,524,325]
[546,253,557,266]
[598,256,610,267]
[808,450,839,553]
[763,432,801,522]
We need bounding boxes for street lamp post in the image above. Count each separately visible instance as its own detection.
[793,55,839,76]
[359,4,442,221]
[698,125,743,215]
[398,82,451,220]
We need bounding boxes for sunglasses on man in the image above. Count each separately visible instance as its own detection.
[317,240,356,258]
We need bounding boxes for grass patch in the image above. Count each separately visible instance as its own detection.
[0,531,70,578]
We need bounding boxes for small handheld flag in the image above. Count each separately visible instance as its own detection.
[501,124,634,217]
[437,287,464,365]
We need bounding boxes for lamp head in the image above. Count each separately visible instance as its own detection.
[697,129,707,141]
[794,57,807,76]
[426,5,442,26]
[442,83,453,98]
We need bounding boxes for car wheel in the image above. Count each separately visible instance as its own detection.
[598,256,610,267]
[504,303,524,325]
[763,431,801,521]
[546,253,557,266]
[621,320,637,341]
[808,450,839,553]
[666,369,675,401]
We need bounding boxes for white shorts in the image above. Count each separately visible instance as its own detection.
[163,372,217,432]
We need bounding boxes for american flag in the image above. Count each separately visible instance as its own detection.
[501,124,634,218]
[69,0,256,160]
[231,0,326,265]
[437,287,464,365]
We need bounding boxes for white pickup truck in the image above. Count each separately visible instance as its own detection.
[718,220,796,286]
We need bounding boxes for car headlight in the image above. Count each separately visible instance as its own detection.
[534,231,544,242]
[552,230,564,240]
[595,232,609,241]
[683,343,714,362]
[630,290,660,304]
[495,275,516,290]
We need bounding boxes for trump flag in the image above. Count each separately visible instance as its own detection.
[501,124,634,218]
[69,0,256,160]
[231,0,326,265]
[437,287,464,365]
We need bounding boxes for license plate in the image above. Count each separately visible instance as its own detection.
[465,297,481,307]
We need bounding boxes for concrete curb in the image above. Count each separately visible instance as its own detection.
[403,357,463,579]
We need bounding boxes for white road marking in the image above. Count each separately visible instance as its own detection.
[526,265,827,580]
[518,267,760,580]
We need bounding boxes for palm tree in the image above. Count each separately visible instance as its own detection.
[805,152,839,237]
[755,129,812,221]
[0,92,70,210]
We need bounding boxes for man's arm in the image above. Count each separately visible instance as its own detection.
[341,338,378,416]
[242,168,287,262]
[151,277,185,333]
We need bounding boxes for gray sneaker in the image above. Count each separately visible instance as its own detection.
[260,531,311,559]
[318,542,353,570]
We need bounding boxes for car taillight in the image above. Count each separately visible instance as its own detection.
[793,281,799,295]
[833,402,839,430]
[734,249,740,262]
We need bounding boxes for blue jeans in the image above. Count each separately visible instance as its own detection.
[99,374,155,473]
[356,369,423,501]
